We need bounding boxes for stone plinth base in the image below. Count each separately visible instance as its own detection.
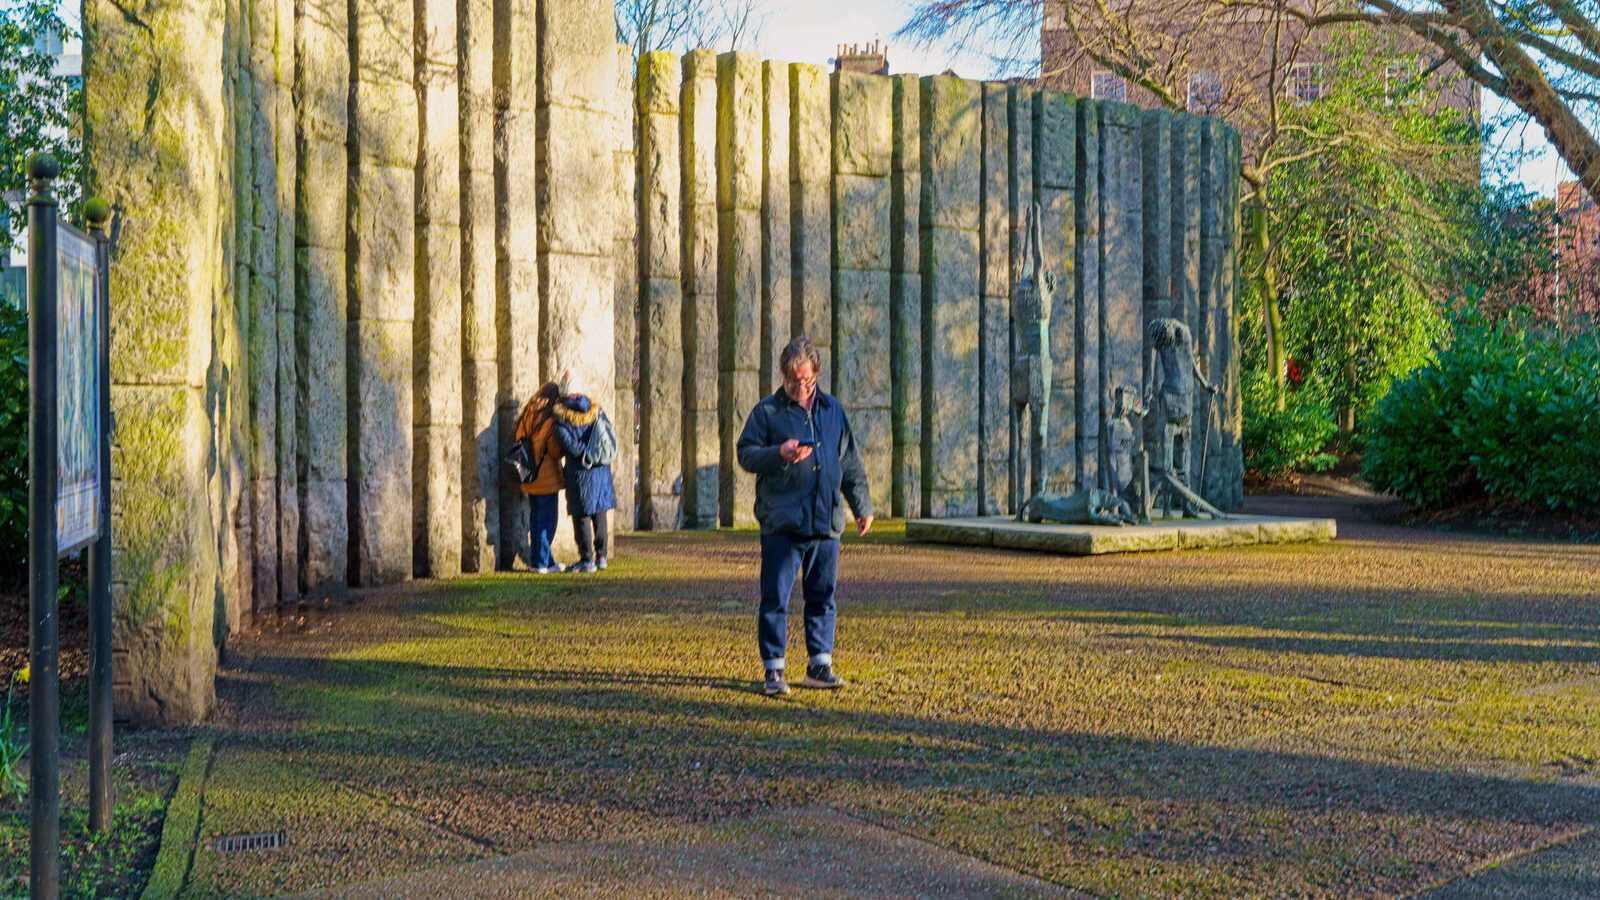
[906,515,1335,556]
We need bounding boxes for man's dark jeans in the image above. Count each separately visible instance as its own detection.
[758,533,838,670]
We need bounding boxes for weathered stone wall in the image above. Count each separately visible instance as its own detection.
[637,52,683,531]
[717,52,763,528]
[789,64,832,393]
[619,56,1242,530]
[88,0,619,721]
[831,71,893,508]
[680,50,720,530]
[459,0,499,572]
[538,0,617,550]
[86,0,228,723]
[613,43,638,533]
[890,74,921,519]
[416,0,464,578]
[920,75,982,518]
[493,0,537,567]
[87,16,1244,721]
[348,0,418,587]
[978,82,1009,515]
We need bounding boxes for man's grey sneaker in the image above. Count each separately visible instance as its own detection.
[763,669,790,697]
[597,555,609,571]
[799,664,846,689]
[571,561,597,574]
[535,564,564,574]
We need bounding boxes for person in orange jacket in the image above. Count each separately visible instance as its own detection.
[513,380,566,573]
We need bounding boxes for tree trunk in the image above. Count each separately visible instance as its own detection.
[1447,0,1600,206]
[1249,202,1286,412]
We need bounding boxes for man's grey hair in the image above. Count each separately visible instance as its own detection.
[779,335,822,379]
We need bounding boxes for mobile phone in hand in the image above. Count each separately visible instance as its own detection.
[796,436,817,447]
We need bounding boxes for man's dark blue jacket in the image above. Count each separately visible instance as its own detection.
[736,388,873,539]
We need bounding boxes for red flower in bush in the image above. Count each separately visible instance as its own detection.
[1285,357,1307,388]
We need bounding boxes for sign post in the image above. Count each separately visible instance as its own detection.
[85,198,113,833]
[26,156,113,898]
[27,154,61,900]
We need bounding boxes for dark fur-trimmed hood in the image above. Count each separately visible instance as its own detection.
[553,398,600,427]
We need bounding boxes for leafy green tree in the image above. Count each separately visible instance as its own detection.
[1,0,83,258]
[1255,26,1473,433]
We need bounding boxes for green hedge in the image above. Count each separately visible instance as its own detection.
[1363,314,1600,511]
[1242,371,1339,479]
[0,302,24,583]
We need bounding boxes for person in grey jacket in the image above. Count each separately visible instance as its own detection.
[736,335,873,697]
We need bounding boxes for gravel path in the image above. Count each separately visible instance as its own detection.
[181,498,1600,897]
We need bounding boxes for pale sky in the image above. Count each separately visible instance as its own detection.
[745,0,1576,196]
[32,0,1582,195]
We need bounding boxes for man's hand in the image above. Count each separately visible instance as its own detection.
[855,515,874,537]
[779,438,814,464]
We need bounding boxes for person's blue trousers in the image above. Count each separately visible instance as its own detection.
[528,493,560,569]
[758,533,839,671]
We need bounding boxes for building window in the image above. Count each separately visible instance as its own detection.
[1385,62,1421,104]
[1188,71,1223,113]
[1091,70,1127,102]
[1287,63,1323,103]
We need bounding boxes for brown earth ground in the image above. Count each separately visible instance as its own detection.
[157,497,1600,896]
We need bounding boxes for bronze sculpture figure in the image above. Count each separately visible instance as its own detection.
[1010,202,1053,521]
[1144,317,1223,519]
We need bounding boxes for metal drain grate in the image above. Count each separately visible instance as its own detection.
[214,831,286,853]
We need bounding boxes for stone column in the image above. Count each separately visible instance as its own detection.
[978,82,1009,515]
[1099,101,1143,492]
[1141,109,1173,325]
[86,0,225,722]
[680,49,719,529]
[538,0,616,549]
[638,52,684,530]
[919,75,981,517]
[891,74,921,518]
[1173,116,1204,340]
[613,44,638,533]
[1034,90,1076,495]
[831,71,893,504]
[223,0,250,635]
[415,0,464,578]
[1201,119,1243,510]
[459,0,499,570]
[1073,98,1100,492]
[789,63,832,391]
[493,0,537,566]
[1008,83,1034,510]
[274,0,299,602]
[348,0,418,586]
[295,0,350,593]
[761,61,792,392]
[1171,114,1204,488]
[1225,130,1243,511]
[248,0,280,612]
[717,52,763,528]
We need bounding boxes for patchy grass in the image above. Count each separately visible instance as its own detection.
[186,514,1600,896]
[0,682,186,898]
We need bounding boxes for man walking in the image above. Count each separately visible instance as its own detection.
[737,336,873,697]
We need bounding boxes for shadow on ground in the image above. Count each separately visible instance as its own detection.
[182,498,1600,898]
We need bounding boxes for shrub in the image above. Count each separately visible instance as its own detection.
[0,302,24,584]
[1242,372,1339,479]
[1363,313,1600,511]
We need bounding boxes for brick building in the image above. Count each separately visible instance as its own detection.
[1040,2,1480,146]
[834,39,889,75]
[1552,180,1600,324]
